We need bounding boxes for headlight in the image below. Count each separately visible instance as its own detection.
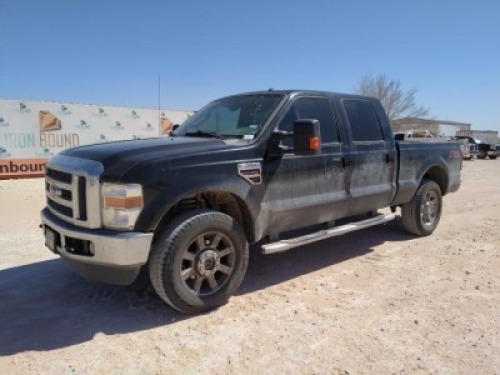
[101,183,143,230]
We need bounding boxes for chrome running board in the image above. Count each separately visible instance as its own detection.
[261,213,395,255]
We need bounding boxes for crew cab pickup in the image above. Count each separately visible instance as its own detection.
[41,90,461,313]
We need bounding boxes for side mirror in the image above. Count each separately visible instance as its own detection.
[169,124,180,135]
[293,119,321,155]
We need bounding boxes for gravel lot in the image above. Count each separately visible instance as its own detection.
[0,159,499,374]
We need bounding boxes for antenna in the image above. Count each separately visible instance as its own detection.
[158,72,161,137]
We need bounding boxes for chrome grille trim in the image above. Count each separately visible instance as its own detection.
[45,189,72,207]
[45,155,104,228]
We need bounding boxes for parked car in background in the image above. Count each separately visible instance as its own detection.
[454,138,477,160]
[455,136,496,160]
[457,139,472,160]
[468,142,480,159]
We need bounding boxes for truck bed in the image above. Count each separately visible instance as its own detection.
[392,140,461,206]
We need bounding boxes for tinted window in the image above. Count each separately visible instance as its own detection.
[278,97,338,143]
[343,100,384,142]
[175,94,283,138]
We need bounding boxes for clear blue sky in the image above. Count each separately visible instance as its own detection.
[1,0,499,131]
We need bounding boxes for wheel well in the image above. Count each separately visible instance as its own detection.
[423,166,448,195]
[155,191,255,243]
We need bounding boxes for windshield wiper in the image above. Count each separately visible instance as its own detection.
[184,130,226,140]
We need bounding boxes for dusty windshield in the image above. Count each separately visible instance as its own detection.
[174,94,284,139]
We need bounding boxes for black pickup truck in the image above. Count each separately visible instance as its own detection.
[454,136,497,159]
[41,90,461,313]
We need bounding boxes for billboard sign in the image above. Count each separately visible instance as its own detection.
[0,99,193,179]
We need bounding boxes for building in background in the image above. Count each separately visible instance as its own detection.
[392,117,499,144]
[391,117,471,138]
[0,99,193,179]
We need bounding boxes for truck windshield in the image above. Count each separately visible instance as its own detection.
[174,94,284,139]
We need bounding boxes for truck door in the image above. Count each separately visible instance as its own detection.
[263,96,349,235]
[340,99,397,215]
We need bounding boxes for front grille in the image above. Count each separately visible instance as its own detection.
[46,167,83,220]
[45,182,72,200]
[44,155,103,228]
[77,176,87,221]
[46,168,72,183]
[48,199,73,217]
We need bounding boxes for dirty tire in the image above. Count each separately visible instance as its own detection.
[149,209,249,314]
[401,180,442,236]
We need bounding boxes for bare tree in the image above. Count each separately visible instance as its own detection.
[354,75,429,121]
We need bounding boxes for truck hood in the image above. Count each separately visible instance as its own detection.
[61,136,233,179]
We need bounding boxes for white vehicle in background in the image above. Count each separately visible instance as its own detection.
[393,130,435,141]
[455,138,475,160]
[394,130,473,160]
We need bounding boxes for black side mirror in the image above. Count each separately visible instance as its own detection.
[169,124,180,136]
[293,119,321,155]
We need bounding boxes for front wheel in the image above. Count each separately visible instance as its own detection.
[149,209,249,314]
[401,180,442,236]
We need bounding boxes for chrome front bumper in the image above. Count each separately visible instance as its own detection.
[41,208,153,285]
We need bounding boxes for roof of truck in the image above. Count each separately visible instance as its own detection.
[221,89,375,101]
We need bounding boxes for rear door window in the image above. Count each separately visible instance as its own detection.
[342,99,384,142]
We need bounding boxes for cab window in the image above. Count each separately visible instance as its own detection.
[278,97,339,144]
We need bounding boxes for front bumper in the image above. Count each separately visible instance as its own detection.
[41,208,153,285]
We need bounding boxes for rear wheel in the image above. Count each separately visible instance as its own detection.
[489,155,497,160]
[401,180,442,236]
[149,209,249,314]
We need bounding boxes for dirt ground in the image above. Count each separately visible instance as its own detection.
[0,160,499,374]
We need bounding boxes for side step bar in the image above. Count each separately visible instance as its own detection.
[261,213,395,255]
